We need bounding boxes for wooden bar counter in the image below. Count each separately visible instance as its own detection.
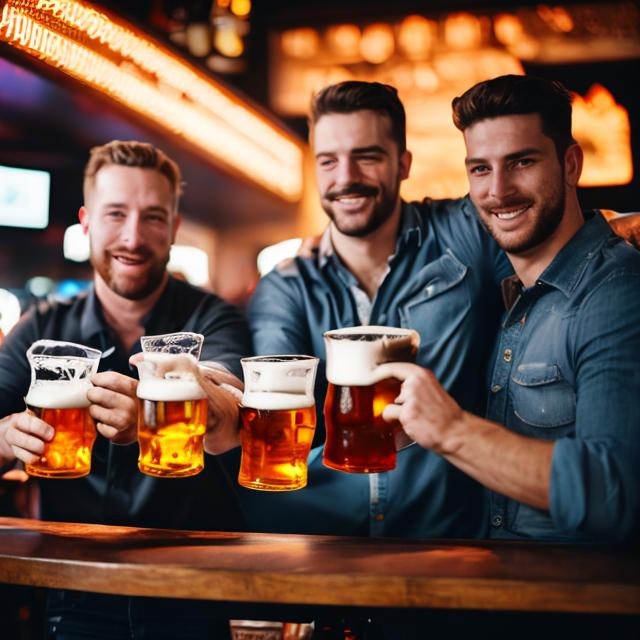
[0,516,638,615]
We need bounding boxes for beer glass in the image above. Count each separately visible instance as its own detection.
[25,340,101,478]
[323,326,420,473]
[135,332,207,478]
[239,355,319,491]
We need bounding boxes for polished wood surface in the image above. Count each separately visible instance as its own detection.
[0,517,638,614]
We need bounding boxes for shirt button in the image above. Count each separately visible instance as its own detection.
[503,348,513,363]
[491,515,503,528]
[374,514,385,522]
[491,384,502,393]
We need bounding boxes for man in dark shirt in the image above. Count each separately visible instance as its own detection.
[378,75,640,544]
[0,140,250,639]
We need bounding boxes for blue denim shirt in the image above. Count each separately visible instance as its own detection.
[228,197,512,539]
[486,212,640,543]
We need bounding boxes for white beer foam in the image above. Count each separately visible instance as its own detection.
[137,378,206,402]
[242,359,314,394]
[325,326,416,387]
[242,391,314,410]
[25,381,91,409]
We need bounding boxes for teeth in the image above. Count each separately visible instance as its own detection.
[495,206,528,220]
[336,196,365,204]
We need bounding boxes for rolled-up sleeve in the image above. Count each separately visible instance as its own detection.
[550,270,640,542]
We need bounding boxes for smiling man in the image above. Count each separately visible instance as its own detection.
[378,75,640,543]
[241,81,511,539]
[0,140,250,638]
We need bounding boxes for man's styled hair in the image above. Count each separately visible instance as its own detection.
[452,74,576,160]
[83,140,183,208]
[309,81,407,153]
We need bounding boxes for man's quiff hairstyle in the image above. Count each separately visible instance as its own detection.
[83,140,183,209]
[309,81,407,153]
[452,74,576,160]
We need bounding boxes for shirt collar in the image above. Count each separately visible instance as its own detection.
[536,211,613,297]
[317,200,426,271]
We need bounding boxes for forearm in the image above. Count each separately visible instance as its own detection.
[440,412,553,510]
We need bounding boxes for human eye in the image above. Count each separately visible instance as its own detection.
[513,157,534,169]
[104,208,125,219]
[317,156,336,169]
[468,164,489,176]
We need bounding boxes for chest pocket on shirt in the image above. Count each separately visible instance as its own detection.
[510,363,575,428]
[403,250,469,317]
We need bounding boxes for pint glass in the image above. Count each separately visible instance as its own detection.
[323,326,420,473]
[239,355,319,491]
[25,340,101,478]
[136,332,207,478]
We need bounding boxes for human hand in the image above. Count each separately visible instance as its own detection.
[606,212,640,249]
[375,362,465,455]
[197,363,244,455]
[0,410,54,466]
[88,371,139,445]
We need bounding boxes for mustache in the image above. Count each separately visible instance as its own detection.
[325,183,379,201]
[483,198,532,210]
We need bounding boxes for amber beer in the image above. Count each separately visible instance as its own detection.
[25,382,96,479]
[238,355,319,491]
[137,376,207,478]
[323,326,419,473]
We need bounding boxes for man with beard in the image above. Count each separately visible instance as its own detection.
[233,80,511,538]
[377,75,640,543]
[0,140,250,638]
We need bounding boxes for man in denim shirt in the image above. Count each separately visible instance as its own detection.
[232,81,512,539]
[380,75,640,543]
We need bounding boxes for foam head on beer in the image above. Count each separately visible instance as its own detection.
[323,326,420,386]
[241,355,317,410]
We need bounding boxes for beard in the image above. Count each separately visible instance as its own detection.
[321,179,400,238]
[478,180,566,255]
[91,248,169,301]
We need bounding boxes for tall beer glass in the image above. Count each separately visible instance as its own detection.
[136,332,207,478]
[25,340,101,478]
[239,355,319,491]
[323,326,420,473]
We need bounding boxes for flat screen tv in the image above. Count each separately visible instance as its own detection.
[0,164,50,229]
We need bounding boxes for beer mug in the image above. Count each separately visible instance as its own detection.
[25,340,102,478]
[323,326,420,473]
[239,355,319,491]
[135,332,207,478]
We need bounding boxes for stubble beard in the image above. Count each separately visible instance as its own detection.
[322,178,401,238]
[480,181,566,256]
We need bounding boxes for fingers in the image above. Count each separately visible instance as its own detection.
[2,412,54,464]
[382,403,401,423]
[91,371,138,398]
[374,362,423,383]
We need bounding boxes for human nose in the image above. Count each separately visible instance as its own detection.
[489,166,516,200]
[120,213,144,248]
[335,157,361,186]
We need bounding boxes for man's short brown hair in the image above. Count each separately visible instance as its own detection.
[83,140,183,209]
[309,81,407,153]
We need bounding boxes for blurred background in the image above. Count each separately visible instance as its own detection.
[0,0,638,332]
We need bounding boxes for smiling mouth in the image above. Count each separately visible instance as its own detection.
[113,255,148,266]
[490,204,531,220]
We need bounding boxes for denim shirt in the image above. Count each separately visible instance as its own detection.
[486,212,640,543]
[231,197,512,539]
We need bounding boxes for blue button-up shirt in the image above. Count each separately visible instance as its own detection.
[486,212,640,543]
[230,197,512,539]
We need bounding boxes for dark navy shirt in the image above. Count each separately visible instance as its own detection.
[486,212,640,543]
[0,276,251,531]
[234,197,512,539]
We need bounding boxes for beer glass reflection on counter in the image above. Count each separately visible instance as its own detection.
[24,339,102,478]
[239,355,319,491]
[323,326,420,473]
[135,332,207,478]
